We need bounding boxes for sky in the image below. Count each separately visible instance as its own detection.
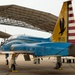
[0,0,75,41]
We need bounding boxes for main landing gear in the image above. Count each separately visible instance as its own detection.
[6,59,9,65]
[5,54,9,65]
[11,64,16,71]
[54,56,62,69]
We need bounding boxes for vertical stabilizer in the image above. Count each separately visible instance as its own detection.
[52,0,75,43]
[68,1,75,43]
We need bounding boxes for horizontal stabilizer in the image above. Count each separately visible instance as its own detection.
[0,31,11,38]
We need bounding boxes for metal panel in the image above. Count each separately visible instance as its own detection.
[0,5,57,32]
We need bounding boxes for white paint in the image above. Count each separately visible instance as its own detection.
[68,36,75,40]
[69,4,72,8]
[68,30,75,33]
[69,17,74,20]
[69,11,74,14]
[69,23,75,27]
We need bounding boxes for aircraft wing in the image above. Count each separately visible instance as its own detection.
[33,55,60,59]
[0,50,33,55]
[0,50,34,61]
[0,31,11,38]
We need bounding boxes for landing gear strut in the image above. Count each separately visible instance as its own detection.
[34,58,40,64]
[5,54,9,65]
[8,54,18,71]
[6,59,9,65]
[54,56,62,69]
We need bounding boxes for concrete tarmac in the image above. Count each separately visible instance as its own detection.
[0,55,75,75]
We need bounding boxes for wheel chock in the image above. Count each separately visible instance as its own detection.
[58,67,63,70]
[12,70,18,72]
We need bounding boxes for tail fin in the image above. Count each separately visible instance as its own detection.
[52,0,75,43]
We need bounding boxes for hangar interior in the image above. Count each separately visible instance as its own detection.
[0,5,57,38]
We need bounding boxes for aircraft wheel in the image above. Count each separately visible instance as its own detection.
[6,60,9,65]
[55,62,62,69]
[11,64,16,71]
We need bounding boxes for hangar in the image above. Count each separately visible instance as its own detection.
[0,5,57,33]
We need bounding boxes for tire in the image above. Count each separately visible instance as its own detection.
[11,64,16,70]
[55,62,62,69]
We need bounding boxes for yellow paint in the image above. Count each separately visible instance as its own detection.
[58,66,63,70]
[52,2,68,42]
[12,70,18,72]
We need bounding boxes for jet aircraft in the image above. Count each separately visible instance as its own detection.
[0,0,75,71]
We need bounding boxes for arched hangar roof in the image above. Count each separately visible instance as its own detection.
[0,5,57,32]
